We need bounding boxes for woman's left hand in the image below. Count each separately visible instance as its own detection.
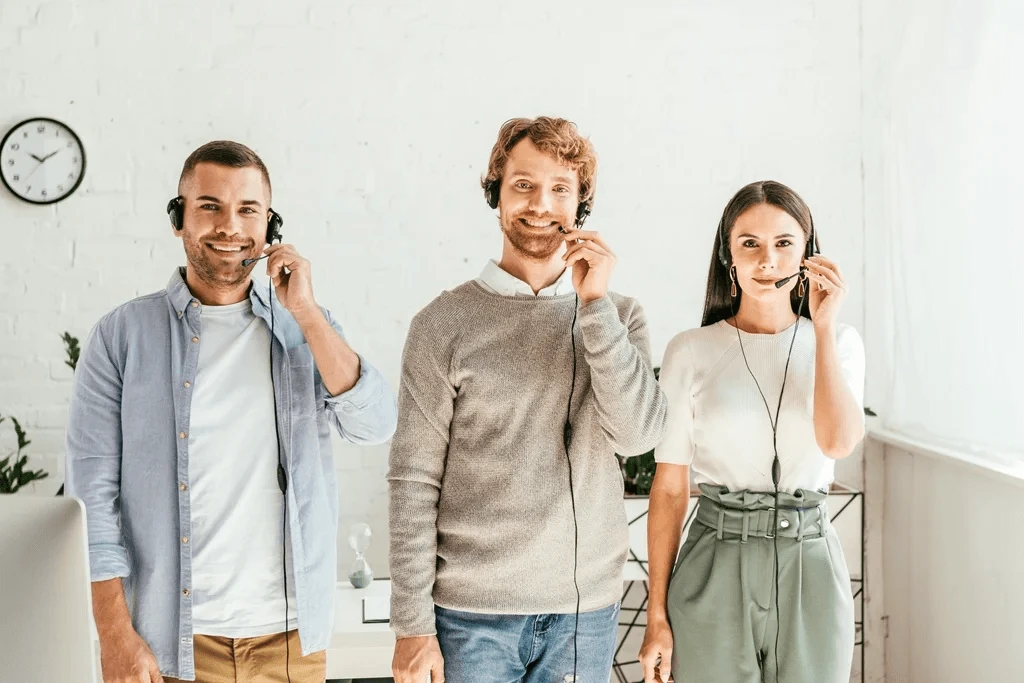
[802,255,847,331]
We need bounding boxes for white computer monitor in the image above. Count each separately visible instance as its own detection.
[0,493,98,683]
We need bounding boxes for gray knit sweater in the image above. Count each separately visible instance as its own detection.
[387,281,667,638]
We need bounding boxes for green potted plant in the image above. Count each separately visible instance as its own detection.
[0,415,49,493]
[2,332,80,495]
[618,367,659,497]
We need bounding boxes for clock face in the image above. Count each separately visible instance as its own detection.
[1,118,86,204]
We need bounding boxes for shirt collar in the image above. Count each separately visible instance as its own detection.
[477,259,574,297]
[166,267,270,317]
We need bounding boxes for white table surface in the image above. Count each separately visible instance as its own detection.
[327,578,395,679]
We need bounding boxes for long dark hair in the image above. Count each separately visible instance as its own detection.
[701,180,818,327]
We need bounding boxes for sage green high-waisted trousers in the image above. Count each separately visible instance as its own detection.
[666,484,855,683]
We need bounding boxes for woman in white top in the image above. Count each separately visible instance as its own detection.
[638,181,866,683]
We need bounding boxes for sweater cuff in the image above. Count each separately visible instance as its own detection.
[390,599,437,639]
[578,295,623,343]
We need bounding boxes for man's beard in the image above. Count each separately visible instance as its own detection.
[500,212,566,260]
[182,233,255,288]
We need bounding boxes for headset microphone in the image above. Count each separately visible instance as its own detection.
[774,267,807,289]
[241,255,267,267]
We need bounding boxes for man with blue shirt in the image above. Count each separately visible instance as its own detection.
[65,140,397,683]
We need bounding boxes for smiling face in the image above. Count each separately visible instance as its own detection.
[175,162,271,289]
[728,202,808,300]
[497,138,581,261]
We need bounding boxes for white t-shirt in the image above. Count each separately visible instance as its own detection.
[655,318,865,493]
[187,299,297,637]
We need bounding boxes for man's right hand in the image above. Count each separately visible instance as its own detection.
[98,626,163,683]
[392,634,445,683]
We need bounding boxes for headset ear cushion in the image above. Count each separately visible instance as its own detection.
[267,211,284,244]
[485,180,499,210]
[167,197,183,230]
[576,201,591,224]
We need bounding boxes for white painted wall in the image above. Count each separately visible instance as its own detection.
[879,437,1024,682]
[0,0,865,574]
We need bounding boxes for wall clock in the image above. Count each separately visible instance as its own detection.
[1,117,86,204]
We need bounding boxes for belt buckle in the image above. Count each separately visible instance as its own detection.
[765,507,776,539]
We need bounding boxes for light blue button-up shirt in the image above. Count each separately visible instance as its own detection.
[65,268,397,680]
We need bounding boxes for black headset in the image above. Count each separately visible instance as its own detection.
[483,179,592,227]
[166,195,284,244]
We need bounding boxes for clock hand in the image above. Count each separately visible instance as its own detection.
[41,149,60,162]
[29,153,44,162]
[23,161,44,183]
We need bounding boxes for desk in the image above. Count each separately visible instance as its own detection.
[327,579,395,679]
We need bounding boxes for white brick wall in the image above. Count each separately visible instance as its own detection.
[0,0,865,574]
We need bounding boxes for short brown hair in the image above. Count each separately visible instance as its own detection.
[481,116,597,209]
[178,140,272,199]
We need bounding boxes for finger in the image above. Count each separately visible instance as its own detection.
[803,259,842,287]
[139,668,153,683]
[640,649,658,683]
[150,663,165,683]
[660,653,672,683]
[563,229,615,255]
[564,248,605,269]
[431,657,445,683]
[806,271,842,293]
[804,263,842,289]
[807,255,843,279]
[267,251,308,281]
[563,239,610,261]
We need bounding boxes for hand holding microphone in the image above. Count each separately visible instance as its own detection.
[245,244,320,320]
[560,225,617,306]
[802,255,847,331]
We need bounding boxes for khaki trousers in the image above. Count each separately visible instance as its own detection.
[164,630,326,683]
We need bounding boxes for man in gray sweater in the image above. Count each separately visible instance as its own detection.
[388,116,667,683]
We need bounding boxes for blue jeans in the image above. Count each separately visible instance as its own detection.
[434,602,621,683]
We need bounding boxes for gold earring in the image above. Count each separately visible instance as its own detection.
[730,266,738,298]
[798,275,806,297]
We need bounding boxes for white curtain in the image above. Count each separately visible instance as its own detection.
[864,0,1024,464]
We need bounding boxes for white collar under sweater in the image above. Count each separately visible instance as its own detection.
[476,259,574,297]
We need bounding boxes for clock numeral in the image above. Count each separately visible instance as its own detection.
[67,141,73,148]
[26,185,31,192]
[22,132,28,138]
[12,175,19,182]
[37,125,46,133]
[41,189,47,198]
[58,185,64,192]
[68,173,74,180]
[6,159,13,166]
[72,156,79,163]
[55,129,60,136]
[11,143,19,151]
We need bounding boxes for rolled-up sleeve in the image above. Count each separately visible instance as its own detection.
[321,309,398,445]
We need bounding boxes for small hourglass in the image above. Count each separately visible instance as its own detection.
[347,522,374,589]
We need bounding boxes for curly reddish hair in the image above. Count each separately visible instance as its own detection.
[481,116,597,209]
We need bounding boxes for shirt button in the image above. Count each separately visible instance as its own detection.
[191,301,199,308]
[179,431,187,439]
[780,519,791,529]
[182,588,190,597]
[192,336,199,343]
[181,536,189,544]
[179,483,187,491]
[184,381,191,388]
